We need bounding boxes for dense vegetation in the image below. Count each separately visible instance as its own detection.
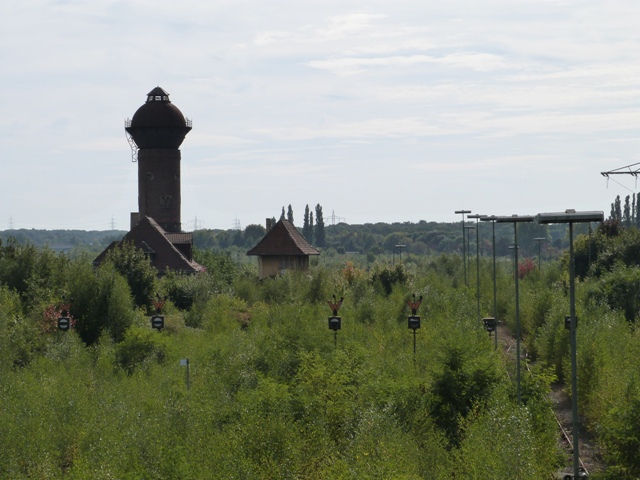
[0,217,579,260]
[1,221,639,479]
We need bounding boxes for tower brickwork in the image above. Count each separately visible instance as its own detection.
[125,87,191,233]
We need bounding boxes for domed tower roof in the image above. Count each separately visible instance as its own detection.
[125,87,192,149]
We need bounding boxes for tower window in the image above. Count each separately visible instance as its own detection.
[155,95,162,100]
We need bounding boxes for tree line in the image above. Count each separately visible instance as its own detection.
[277,203,326,248]
[609,193,640,228]
[1,194,632,260]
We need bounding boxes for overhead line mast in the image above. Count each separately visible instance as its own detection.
[601,162,640,185]
[600,162,640,177]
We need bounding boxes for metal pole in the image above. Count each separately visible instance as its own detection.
[569,222,580,479]
[413,330,417,365]
[534,237,546,271]
[538,239,542,270]
[514,223,522,403]
[476,223,480,320]
[455,210,471,285]
[467,215,484,321]
[492,221,497,351]
[481,216,499,350]
[497,215,534,403]
[465,226,475,289]
[535,209,604,479]
[462,217,467,285]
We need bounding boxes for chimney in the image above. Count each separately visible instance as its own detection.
[131,212,140,229]
[266,218,272,231]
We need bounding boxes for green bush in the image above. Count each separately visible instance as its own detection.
[69,261,136,344]
[115,325,168,374]
[104,241,158,311]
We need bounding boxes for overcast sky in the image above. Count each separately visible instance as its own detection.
[1,0,639,231]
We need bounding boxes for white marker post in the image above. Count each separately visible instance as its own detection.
[180,358,190,390]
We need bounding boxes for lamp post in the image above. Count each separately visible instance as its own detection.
[464,225,475,283]
[534,237,546,271]
[480,215,498,350]
[455,210,472,285]
[393,244,406,265]
[467,214,484,321]
[496,214,534,404]
[536,209,603,480]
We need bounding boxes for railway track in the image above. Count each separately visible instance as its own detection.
[496,325,603,477]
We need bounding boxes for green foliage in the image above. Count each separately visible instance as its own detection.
[600,397,640,479]
[370,262,409,296]
[574,225,640,278]
[0,238,69,308]
[2,238,640,477]
[456,385,561,478]
[68,261,136,344]
[115,325,168,374]
[104,241,157,311]
[429,342,500,448]
[192,249,238,285]
[586,264,640,322]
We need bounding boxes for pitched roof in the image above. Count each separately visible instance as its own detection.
[94,216,204,274]
[247,219,320,256]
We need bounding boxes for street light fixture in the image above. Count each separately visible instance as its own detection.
[455,210,472,285]
[480,215,498,350]
[467,214,485,321]
[536,209,603,480]
[496,214,534,404]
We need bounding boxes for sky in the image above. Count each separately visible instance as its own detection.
[1,0,639,231]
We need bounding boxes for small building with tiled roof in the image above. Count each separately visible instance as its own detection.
[247,219,319,279]
[94,216,204,275]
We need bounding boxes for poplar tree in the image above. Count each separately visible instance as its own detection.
[315,204,326,248]
[613,195,622,221]
[623,195,631,227]
[287,204,294,224]
[303,205,311,242]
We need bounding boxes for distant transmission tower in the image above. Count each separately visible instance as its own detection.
[110,216,116,230]
[233,217,241,230]
[9,216,14,229]
[330,210,345,226]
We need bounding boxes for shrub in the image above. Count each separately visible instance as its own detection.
[370,263,408,296]
[104,241,157,311]
[115,325,168,374]
[69,262,135,344]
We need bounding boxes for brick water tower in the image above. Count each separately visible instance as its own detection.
[125,86,192,233]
